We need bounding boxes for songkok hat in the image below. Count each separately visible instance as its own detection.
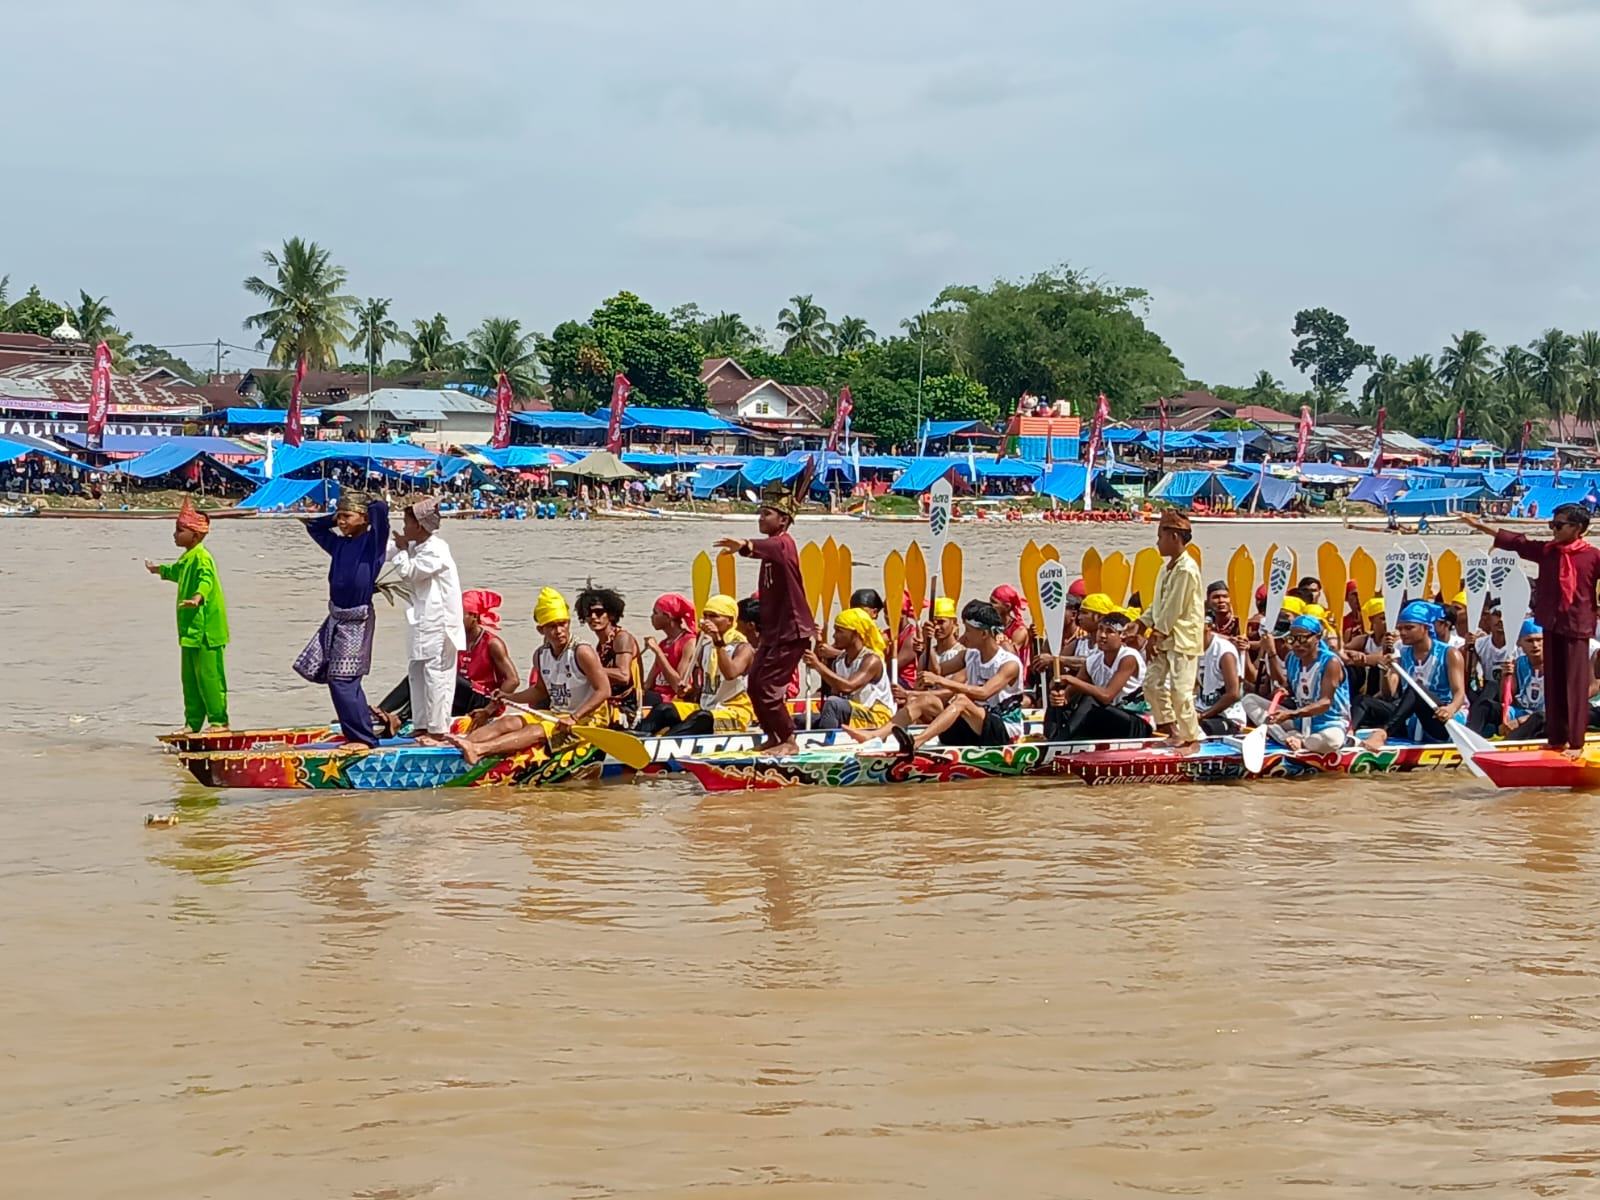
[835,607,887,656]
[335,491,368,514]
[175,494,209,534]
[1081,592,1117,616]
[1158,510,1192,533]
[932,597,957,619]
[759,479,798,518]
[703,594,738,620]
[409,496,442,532]
[534,587,570,627]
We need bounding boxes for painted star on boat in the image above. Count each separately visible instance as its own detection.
[316,758,346,784]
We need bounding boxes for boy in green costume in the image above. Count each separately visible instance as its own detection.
[145,496,230,730]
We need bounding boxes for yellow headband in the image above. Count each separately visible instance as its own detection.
[534,586,569,627]
[1361,597,1385,618]
[932,597,957,620]
[703,593,738,619]
[835,607,887,657]
[1081,592,1116,616]
[1281,596,1306,617]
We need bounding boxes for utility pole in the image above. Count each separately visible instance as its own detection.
[215,338,222,381]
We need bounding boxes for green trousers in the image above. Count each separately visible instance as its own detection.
[180,645,230,731]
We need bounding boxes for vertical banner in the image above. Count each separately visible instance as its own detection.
[1157,394,1168,474]
[1516,419,1531,488]
[491,371,514,449]
[285,355,307,448]
[605,372,631,455]
[827,386,852,452]
[1082,392,1110,512]
[86,340,113,451]
[1450,407,1465,468]
[1294,404,1312,469]
[1371,407,1386,476]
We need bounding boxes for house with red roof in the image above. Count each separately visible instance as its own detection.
[701,357,835,439]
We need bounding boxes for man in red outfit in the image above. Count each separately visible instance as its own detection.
[716,479,817,754]
[1463,504,1600,755]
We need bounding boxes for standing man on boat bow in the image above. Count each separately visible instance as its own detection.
[714,476,816,756]
[1461,505,1600,756]
[388,496,465,745]
[1140,510,1206,753]
[296,492,388,748]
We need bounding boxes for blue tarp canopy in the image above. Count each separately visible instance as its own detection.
[1035,464,1120,504]
[220,407,320,427]
[689,468,742,499]
[239,477,341,510]
[1231,472,1299,511]
[621,451,703,469]
[0,436,97,469]
[270,441,440,477]
[964,458,1043,480]
[54,433,260,458]
[1297,464,1365,484]
[1150,470,1235,503]
[1102,428,1143,443]
[118,441,256,480]
[918,420,980,440]
[621,407,744,434]
[891,459,958,495]
[1349,475,1407,505]
[1386,486,1484,515]
[1513,485,1598,517]
[857,455,910,471]
[739,458,809,488]
[510,411,608,431]
[478,446,573,469]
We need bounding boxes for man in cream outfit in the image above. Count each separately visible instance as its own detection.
[1140,509,1205,754]
[388,496,464,742]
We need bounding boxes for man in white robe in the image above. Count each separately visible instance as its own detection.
[387,496,464,742]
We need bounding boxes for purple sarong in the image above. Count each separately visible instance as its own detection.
[293,602,375,683]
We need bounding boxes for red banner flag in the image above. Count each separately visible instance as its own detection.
[1157,394,1168,473]
[1516,419,1531,487]
[1372,407,1386,476]
[827,386,853,452]
[491,371,514,449]
[86,340,113,451]
[285,355,307,448]
[605,372,631,455]
[1294,404,1313,469]
[1450,407,1465,468]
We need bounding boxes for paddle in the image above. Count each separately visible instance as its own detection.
[716,549,737,599]
[1438,550,1462,606]
[1381,545,1407,628]
[1020,540,1046,634]
[498,701,652,769]
[941,542,963,609]
[1036,558,1068,681]
[835,543,854,616]
[1131,547,1161,611]
[905,540,928,624]
[1185,543,1203,569]
[884,549,906,651]
[1463,552,1490,631]
[927,477,953,620]
[1241,689,1285,775]
[1041,542,1061,563]
[1500,558,1532,631]
[1317,542,1346,631]
[800,541,826,731]
[1226,545,1254,631]
[821,536,840,628]
[1404,548,1431,604]
[1101,551,1130,608]
[692,550,713,617]
[1392,661,1491,779]
[1081,547,1103,596]
[1350,548,1377,629]
[1262,545,1295,631]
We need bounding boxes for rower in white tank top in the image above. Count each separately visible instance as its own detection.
[537,643,600,714]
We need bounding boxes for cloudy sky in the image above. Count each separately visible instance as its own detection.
[7,0,1600,387]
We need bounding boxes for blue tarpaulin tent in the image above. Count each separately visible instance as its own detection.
[0,436,96,469]
[510,411,608,431]
[1151,471,1235,504]
[890,459,958,494]
[118,441,258,480]
[621,408,744,434]
[269,441,439,478]
[739,458,809,488]
[1349,475,1406,505]
[220,408,321,427]
[478,446,575,469]
[1512,485,1598,517]
[54,433,260,458]
[1386,486,1483,515]
[689,468,742,499]
[239,477,341,510]
[1035,464,1120,504]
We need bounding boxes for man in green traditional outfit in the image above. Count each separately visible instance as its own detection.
[145,495,230,730]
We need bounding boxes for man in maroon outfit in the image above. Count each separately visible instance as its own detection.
[716,480,817,754]
[1463,504,1600,755]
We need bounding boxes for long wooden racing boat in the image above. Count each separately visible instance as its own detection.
[678,733,1537,792]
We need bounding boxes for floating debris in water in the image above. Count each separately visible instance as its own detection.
[144,813,180,827]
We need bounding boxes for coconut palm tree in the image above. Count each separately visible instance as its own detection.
[463,317,541,398]
[350,297,401,376]
[1571,330,1600,443]
[1393,355,1444,434]
[402,312,463,373]
[698,311,759,356]
[249,370,294,410]
[1245,370,1284,406]
[776,294,833,355]
[1359,353,1401,419]
[833,315,877,353]
[1439,329,1494,399]
[71,291,116,343]
[1528,327,1578,440]
[241,237,356,369]
[0,274,9,309]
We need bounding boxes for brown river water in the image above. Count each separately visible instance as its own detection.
[3,516,1598,1198]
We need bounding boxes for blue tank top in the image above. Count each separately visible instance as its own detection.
[1399,637,1463,738]
[1515,656,1545,716]
[1286,644,1350,735]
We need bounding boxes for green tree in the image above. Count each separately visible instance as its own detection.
[241,237,356,368]
[776,294,834,355]
[249,370,294,409]
[833,315,877,353]
[349,297,401,377]
[0,274,8,308]
[1359,353,1401,419]
[1289,307,1375,408]
[463,317,542,398]
[0,285,65,337]
[671,304,763,357]
[1394,355,1444,435]
[127,343,203,383]
[1572,331,1600,440]
[402,312,464,373]
[541,292,707,411]
[1528,328,1577,439]
[72,291,116,342]
[1244,370,1285,407]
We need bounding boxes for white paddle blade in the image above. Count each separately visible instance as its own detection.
[1404,549,1431,602]
[1263,549,1295,629]
[1242,726,1268,774]
[1446,719,1490,780]
[1463,553,1490,630]
[1035,560,1069,657]
[928,479,954,555]
[1382,547,1407,627]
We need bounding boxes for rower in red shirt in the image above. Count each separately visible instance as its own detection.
[716,478,817,754]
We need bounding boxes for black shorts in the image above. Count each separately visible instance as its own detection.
[937,708,1014,747]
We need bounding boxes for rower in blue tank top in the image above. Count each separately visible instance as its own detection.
[1361,601,1469,751]
[1242,614,1350,754]
[1287,622,1351,739]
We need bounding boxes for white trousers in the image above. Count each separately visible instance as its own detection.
[408,643,457,733]
[1240,693,1348,753]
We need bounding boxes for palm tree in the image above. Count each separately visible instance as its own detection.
[463,317,541,397]
[776,294,833,355]
[833,315,877,353]
[1245,370,1284,406]
[402,312,463,373]
[0,274,9,309]
[1571,331,1600,443]
[1360,353,1401,419]
[1528,327,1578,440]
[1394,355,1443,434]
[350,297,401,376]
[241,237,356,369]
[249,370,294,410]
[698,311,758,356]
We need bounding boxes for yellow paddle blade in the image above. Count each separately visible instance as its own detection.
[884,550,906,647]
[1041,543,1060,562]
[1317,542,1346,633]
[1131,547,1161,610]
[1101,551,1130,607]
[1263,543,1279,595]
[800,541,824,625]
[691,551,713,616]
[835,544,853,615]
[941,543,963,608]
[570,722,653,770]
[905,541,928,619]
[716,550,737,599]
[1438,550,1463,605]
[1226,546,1255,626]
[1350,547,1378,631]
[1185,543,1202,569]
[821,536,839,625]
[1081,547,1103,595]
[1020,540,1045,630]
